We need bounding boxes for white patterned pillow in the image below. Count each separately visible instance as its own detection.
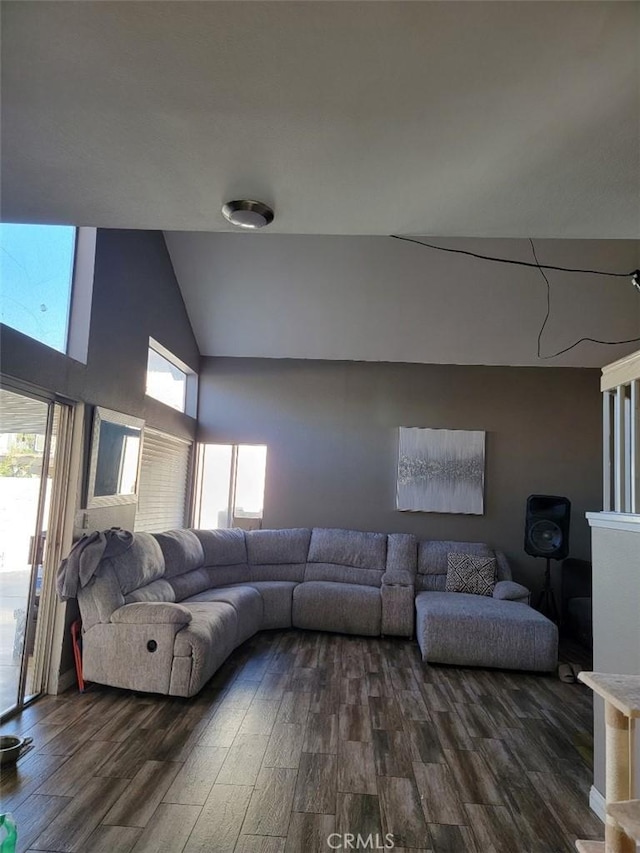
[446,552,497,596]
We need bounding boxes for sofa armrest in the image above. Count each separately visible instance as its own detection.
[381,583,415,638]
[381,569,414,587]
[110,602,192,625]
[493,580,530,604]
[386,533,417,575]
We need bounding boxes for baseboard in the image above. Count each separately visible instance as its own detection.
[52,667,77,695]
[589,785,605,823]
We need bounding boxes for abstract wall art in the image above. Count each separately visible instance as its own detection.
[396,427,486,515]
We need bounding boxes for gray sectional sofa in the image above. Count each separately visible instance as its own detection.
[70,526,558,698]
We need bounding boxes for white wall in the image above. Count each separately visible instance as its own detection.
[165,233,640,368]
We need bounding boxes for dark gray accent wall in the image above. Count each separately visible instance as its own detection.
[1,229,200,678]
[198,357,601,593]
[1,229,200,441]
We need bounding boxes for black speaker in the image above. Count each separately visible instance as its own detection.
[524,494,571,560]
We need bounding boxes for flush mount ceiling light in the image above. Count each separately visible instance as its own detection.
[221,199,274,229]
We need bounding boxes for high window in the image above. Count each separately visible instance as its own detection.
[0,224,96,362]
[0,224,76,352]
[194,444,267,530]
[145,338,195,414]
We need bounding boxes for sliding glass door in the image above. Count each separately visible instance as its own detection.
[0,386,68,717]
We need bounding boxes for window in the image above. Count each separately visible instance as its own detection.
[0,224,76,353]
[0,224,96,362]
[146,338,194,413]
[194,444,267,530]
[134,428,192,533]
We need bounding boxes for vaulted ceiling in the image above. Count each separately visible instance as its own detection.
[2,1,639,238]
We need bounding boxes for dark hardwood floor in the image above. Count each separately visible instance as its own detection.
[1,630,602,852]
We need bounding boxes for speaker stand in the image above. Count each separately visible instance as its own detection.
[536,557,560,624]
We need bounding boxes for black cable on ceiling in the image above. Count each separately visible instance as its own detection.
[391,233,640,358]
[390,234,635,278]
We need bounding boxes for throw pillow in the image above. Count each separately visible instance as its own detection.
[446,552,497,596]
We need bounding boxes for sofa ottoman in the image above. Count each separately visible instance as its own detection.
[415,591,558,672]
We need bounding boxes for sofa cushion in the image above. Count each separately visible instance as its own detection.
[292,581,381,636]
[246,528,311,565]
[249,562,306,583]
[415,591,557,671]
[108,532,165,595]
[446,553,496,597]
[308,528,387,570]
[304,562,384,587]
[205,564,251,587]
[153,529,204,579]
[168,568,213,602]
[192,528,247,566]
[305,528,387,586]
[125,578,176,604]
[417,540,510,592]
[183,585,263,647]
[247,581,298,630]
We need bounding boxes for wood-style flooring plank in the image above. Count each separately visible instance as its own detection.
[372,729,413,778]
[303,713,339,754]
[183,783,253,853]
[0,750,68,812]
[528,770,604,843]
[428,823,472,852]
[413,761,467,826]
[292,752,337,814]
[10,793,72,852]
[337,740,377,795]
[128,803,201,853]
[284,813,336,853]
[404,720,445,765]
[235,836,286,853]
[95,728,168,779]
[30,776,131,852]
[162,745,228,805]
[102,760,183,827]
[35,739,117,796]
[443,748,503,806]
[430,710,474,751]
[263,723,306,769]
[336,792,382,839]
[91,700,155,744]
[238,699,282,735]
[214,732,270,787]
[254,673,291,702]
[338,703,372,742]
[377,775,430,849]
[81,825,143,853]
[198,706,247,748]
[241,767,298,836]
[395,689,431,722]
[277,690,311,725]
[464,803,524,853]
[369,696,405,731]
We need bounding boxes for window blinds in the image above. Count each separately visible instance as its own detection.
[134,428,192,533]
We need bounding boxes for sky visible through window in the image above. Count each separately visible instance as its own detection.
[0,224,76,353]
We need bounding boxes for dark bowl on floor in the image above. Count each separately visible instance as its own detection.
[0,735,32,766]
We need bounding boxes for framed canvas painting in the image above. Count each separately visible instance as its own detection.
[396,427,485,515]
